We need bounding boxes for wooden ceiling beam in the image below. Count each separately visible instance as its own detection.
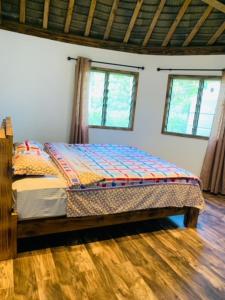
[84,0,97,37]
[183,5,213,47]
[143,0,166,47]
[162,0,192,47]
[123,0,143,43]
[19,0,26,24]
[64,0,75,33]
[104,0,120,40]
[208,20,225,45]
[1,21,225,55]
[43,0,51,29]
[201,0,225,14]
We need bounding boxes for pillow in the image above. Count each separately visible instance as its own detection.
[13,153,57,176]
[14,140,44,155]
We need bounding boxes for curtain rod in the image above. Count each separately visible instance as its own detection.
[67,56,145,70]
[157,68,225,72]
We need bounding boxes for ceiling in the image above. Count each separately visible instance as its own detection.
[0,0,225,55]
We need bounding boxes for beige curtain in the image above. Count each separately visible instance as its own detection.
[200,71,225,194]
[70,57,91,144]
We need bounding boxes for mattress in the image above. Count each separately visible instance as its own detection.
[13,176,204,220]
[13,174,67,220]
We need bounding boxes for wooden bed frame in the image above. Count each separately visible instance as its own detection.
[0,117,200,261]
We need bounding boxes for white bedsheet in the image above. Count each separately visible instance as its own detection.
[13,174,67,220]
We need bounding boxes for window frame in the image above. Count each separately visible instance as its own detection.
[162,74,221,140]
[88,67,139,131]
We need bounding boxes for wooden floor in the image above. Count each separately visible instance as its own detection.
[0,193,225,300]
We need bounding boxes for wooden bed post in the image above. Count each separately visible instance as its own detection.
[0,117,17,260]
[184,207,199,228]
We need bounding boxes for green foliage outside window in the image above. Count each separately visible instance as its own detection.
[89,68,138,130]
[164,76,221,138]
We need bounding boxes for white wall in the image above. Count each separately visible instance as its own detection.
[0,29,224,176]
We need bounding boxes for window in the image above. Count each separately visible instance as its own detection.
[88,67,138,130]
[162,75,221,139]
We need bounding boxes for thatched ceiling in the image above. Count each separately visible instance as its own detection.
[0,0,225,55]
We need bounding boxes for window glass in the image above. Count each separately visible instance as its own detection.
[166,79,199,135]
[105,73,134,128]
[163,76,221,139]
[89,68,138,130]
[196,80,221,137]
[88,71,105,126]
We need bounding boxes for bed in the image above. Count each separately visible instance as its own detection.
[0,117,204,260]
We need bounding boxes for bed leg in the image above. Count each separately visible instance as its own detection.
[184,207,199,228]
[0,117,17,260]
[0,212,18,260]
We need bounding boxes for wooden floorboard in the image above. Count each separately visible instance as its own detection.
[0,193,225,299]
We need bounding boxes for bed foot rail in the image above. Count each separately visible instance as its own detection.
[184,207,199,228]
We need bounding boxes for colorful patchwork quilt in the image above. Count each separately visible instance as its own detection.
[45,143,201,190]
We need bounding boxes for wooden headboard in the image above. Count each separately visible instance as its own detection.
[0,117,17,260]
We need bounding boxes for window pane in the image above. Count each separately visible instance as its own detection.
[197,114,214,130]
[196,80,220,137]
[105,73,134,128]
[167,79,199,134]
[196,127,211,137]
[89,71,105,126]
